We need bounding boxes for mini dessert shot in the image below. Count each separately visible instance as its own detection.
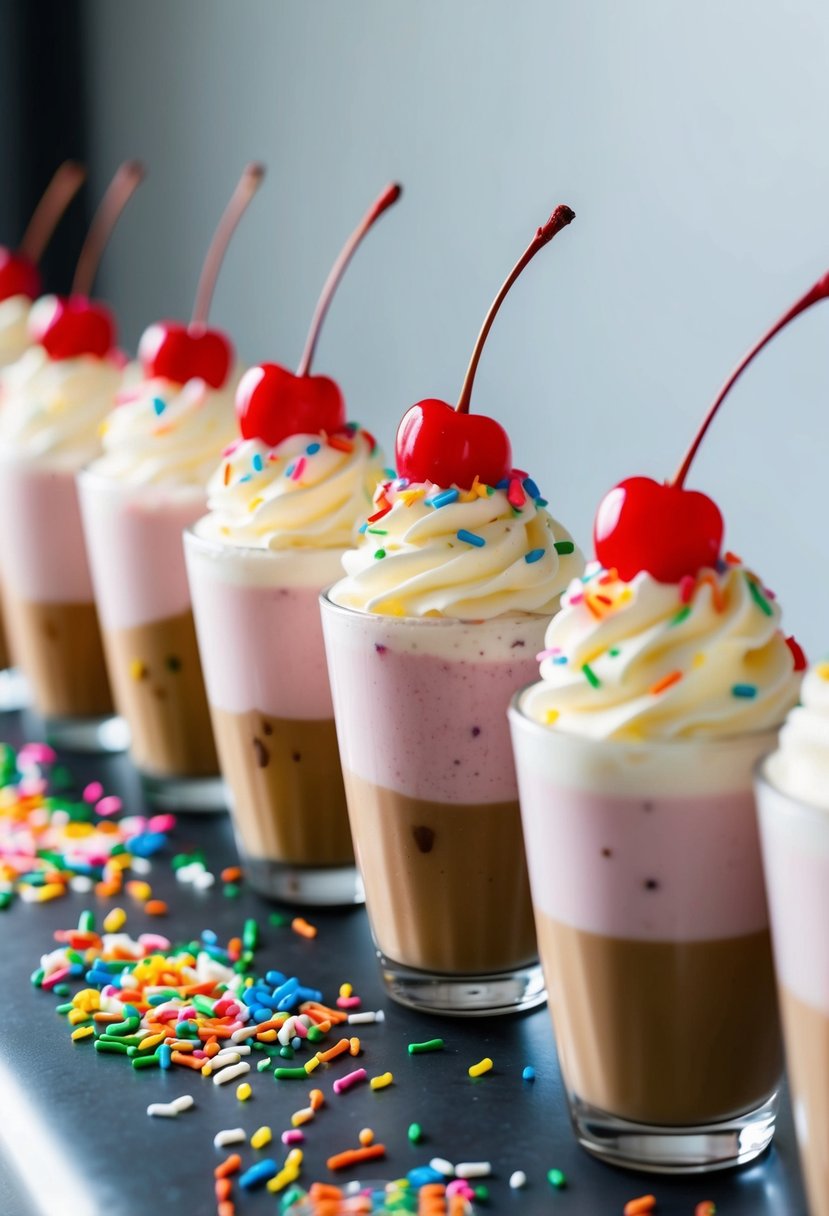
[0,161,85,701]
[186,183,399,902]
[509,272,829,1170]
[79,164,263,808]
[0,162,144,750]
[323,206,583,1015]
[757,659,829,1216]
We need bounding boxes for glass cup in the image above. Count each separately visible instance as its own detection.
[756,762,829,1216]
[509,694,782,1172]
[0,449,126,750]
[184,529,360,904]
[78,471,223,809]
[320,591,547,1017]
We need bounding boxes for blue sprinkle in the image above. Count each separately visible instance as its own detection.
[525,548,545,564]
[495,478,510,490]
[201,929,218,945]
[427,488,460,508]
[383,467,396,479]
[522,1065,536,1082]
[285,463,295,478]
[552,656,568,665]
[305,442,321,455]
[152,396,166,416]
[238,473,252,483]
[358,522,367,534]
[264,970,287,987]
[239,1160,279,1190]
[291,1036,302,1050]
[408,1166,446,1187]
[457,528,485,548]
[535,497,548,508]
[732,684,757,699]
[127,831,168,858]
[252,452,264,471]
[158,1043,171,1070]
[395,477,409,489]
[523,477,540,499]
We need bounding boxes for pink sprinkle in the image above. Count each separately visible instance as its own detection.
[95,796,122,817]
[83,782,104,803]
[41,966,71,990]
[447,1180,475,1200]
[138,933,171,952]
[535,647,561,662]
[179,1006,197,1020]
[568,592,584,606]
[17,742,57,765]
[19,777,47,797]
[148,813,176,833]
[193,1049,207,1059]
[507,478,526,508]
[281,1130,305,1145]
[291,457,306,482]
[333,1067,368,1095]
[293,1020,308,1039]
[336,995,362,1010]
[222,439,242,457]
[679,575,695,604]
[765,586,777,600]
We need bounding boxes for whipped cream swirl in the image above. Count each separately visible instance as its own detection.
[0,343,122,468]
[90,371,239,487]
[0,295,32,368]
[523,560,802,738]
[767,663,829,808]
[197,426,384,549]
[332,473,584,618]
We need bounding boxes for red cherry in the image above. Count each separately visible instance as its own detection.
[236,363,344,445]
[396,398,511,490]
[0,249,40,302]
[139,322,234,389]
[594,476,723,583]
[30,295,116,360]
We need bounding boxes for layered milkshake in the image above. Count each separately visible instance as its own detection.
[511,557,802,1168]
[757,663,829,1216]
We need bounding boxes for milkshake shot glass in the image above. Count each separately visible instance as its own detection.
[78,165,262,806]
[756,662,829,1216]
[0,162,143,749]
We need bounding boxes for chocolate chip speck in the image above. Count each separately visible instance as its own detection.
[412,825,435,853]
[291,751,301,763]
[374,643,387,655]
[252,737,270,768]
[471,726,481,737]
[165,655,182,673]
[601,847,613,858]
[643,878,660,891]
[642,800,654,813]
[262,721,273,736]
[510,639,526,648]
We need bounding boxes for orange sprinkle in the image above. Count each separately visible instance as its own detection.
[316,1038,350,1064]
[214,1154,242,1180]
[256,1029,278,1043]
[221,866,242,883]
[624,1198,657,1216]
[698,572,725,612]
[308,1184,344,1201]
[724,550,742,565]
[309,1088,325,1111]
[171,1050,204,1070]
[144,899,168,916]
[649,670,683,696]
[217,1202,235,1216]
[215,1178,233,1201]
[223,462,231,485]
[292,917,317,939]
[326,1143,386,1171]
[327,435,354,453]
[695,1206,716,1216]
[94,879,122,898]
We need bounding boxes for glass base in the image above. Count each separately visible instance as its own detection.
[0,667,29,712]
[379,954,546,1017]
[43,713,130,753]
[569,1089,778,1174]
[243,854,365,906]
[141,771,227,812]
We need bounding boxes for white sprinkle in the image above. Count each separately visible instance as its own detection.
[509,1171,527,1189]
[171,1095,194,1113]
[209,1051,242,1071]
[213,1061,250,1086]
[69,876,94,893]
[130,856,152,875]
[213,1127,247,1149]
[347,1010,384,1025]
[192,870,215,890]
[147,1103,178,1118]
[429,1158,455,1177]
[277,1017,296,1046]
[455,1162,491,1179]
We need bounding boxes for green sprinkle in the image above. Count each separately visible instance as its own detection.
[407,1038,444,1054]
[77,909,95,933]
[407,1122,422,1143]
[536,497,548,508]
[474,1185,490,1202]
[608,646,620,657]
[553,540,575,555]
[0,891,12,910]
[732,683,757,699]
[131,1051,161,1070]
[306,1025,326,1043]
[94,1039,130,1055]
[670,605,692,627]
[274,1066,309,1079]
[486,485,495,496]
[279,1045,295,1059]
[268,912,291,926]
[55,1002,74,1015]
[52,984,70,997]
[374,549,386,560]
[582,663,601,689]
[547,1168,567,1189]
[30,968,44,988]
[367,528,388,535]
[747,576,773,617]
[258,1056,273,1072]
[224,883,240,899]
[243,918,259,950]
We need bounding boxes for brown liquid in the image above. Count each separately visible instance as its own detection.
[210,707,353,865]
[344,771,537,975]
[101,610,218,778]
[0,604,11,670]
[536,910,781,1125]
[2,595,112,717]
[779,984,829,1216]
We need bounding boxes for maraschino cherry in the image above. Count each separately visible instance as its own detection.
[395,206,576,491]
[235,182,402,445]
[30,161,145,360]
[139,163,264,391]
[595,271,829,583]
[0,160,85,303]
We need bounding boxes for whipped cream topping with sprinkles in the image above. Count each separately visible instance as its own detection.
[196,424,385,550]
[524,553,804,739]
[767,658,829,809]
[332,469,584,618]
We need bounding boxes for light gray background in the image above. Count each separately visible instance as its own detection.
[83,0,828,654]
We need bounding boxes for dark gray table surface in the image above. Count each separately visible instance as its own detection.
[0,708,807,1216]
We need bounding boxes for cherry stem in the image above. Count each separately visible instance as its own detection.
[296,183,402,377]
[19,161,85,263]
[72,161,145,297]
[673,271,829,487]
[191,162,265,328]
[455,205,575,415]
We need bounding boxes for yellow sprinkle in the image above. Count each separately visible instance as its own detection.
[97,420,109,437]
[692,653,706,668]
[544,709,559,726]
[369,1072,394,1091]
[359,1127,374,1146]
[267,1173,289,1194]
[67,1009,90,1026]
[286,1149,303,1167]
[256,1029,277,1042]
[468,1057,493,1078]
[248,496,264,512]
[250,1125,272,1150]
[72,989,100,1012]
[291,1107,314,1127]
[103,907,126,933]
[349,1037,361,1056]
[129,658,147,681]
[35,883,65,902]
[236,1082,252,1101]
[71,1026,95,1042]
[304,1056,321,1075]
[138,1032,164,1051]
[617,588,633,604]
[817,661,829,681]
[339,982,353,999]
[201,1064,213,1077]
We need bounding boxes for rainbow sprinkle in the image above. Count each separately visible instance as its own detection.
[732,684,757,698]
[457,529,485,547]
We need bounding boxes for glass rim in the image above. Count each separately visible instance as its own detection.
[509,682,784,751]
[77,465,207,500]
[753,753,829,821]
[183,522,349,561]
[319,584,551,628]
